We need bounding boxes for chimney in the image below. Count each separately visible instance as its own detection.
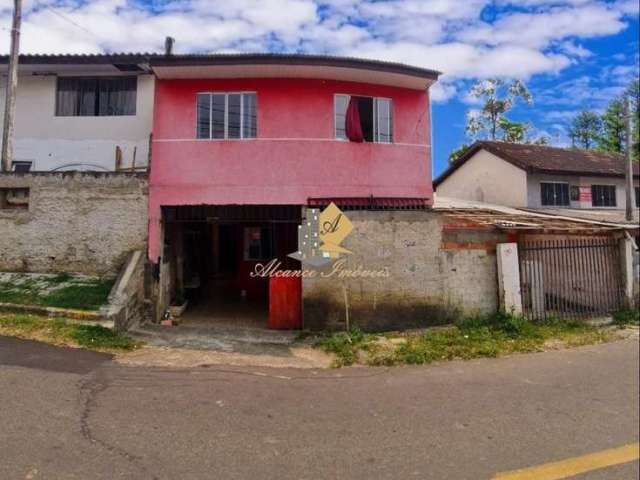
[164,36,175,56]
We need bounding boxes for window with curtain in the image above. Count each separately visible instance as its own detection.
[591,185,617,207]
[56,77,137,116]
[196,92,257,140]
[540,182,569,206]
[334,94,393,143]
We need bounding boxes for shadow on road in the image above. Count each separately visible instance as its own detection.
[0,335,112,374]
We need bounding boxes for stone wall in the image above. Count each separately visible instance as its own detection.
[302,210,507,331]
[0,172,148,275]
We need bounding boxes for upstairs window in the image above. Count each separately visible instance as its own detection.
[540,182,569,206]
[197,92,257,140]
[335,94,393,143]
[56,77,137,116]
[591,185,617,207]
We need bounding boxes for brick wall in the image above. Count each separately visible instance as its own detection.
[302,210,506,331]
[0,172,148,275]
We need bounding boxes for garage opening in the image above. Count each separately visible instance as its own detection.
[161,205,302,329]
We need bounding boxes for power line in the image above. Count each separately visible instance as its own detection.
[45,6,101,40]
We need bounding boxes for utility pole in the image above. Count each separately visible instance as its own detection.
[625,96,634,221]
[1,0,22,172]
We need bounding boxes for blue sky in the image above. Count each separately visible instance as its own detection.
[0,0,638,176]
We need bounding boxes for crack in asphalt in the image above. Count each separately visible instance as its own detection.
[78,368,160,480]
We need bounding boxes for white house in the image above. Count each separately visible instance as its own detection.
[434,141,640,211]
[0,54,155,172]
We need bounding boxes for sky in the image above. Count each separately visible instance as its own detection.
[0,0,638,177]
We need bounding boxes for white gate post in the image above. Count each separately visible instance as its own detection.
[620,236,636,308]
[497,242,523,314]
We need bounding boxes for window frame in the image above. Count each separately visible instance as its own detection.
[591,184,617,208]
[540,181,570,207]
[54,76,138,117]
[195,91,257,140]
[333,93,394,144]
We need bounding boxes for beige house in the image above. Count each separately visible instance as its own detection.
[434,141,640,213]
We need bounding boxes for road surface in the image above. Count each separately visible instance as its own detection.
[0,334,638,479]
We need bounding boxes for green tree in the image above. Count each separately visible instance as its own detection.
[448,143,471,164]
[498,118,529,143]
[598,98,625,153]
[568,110,602,149]
[466,78,532,140]
[627,80,639,161]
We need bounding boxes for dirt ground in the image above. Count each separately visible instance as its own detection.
[115,344,334,369]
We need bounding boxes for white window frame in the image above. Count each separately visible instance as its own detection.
[196,91,257,140]
[333,93,393,144]
[540,181,570,207]
[590,183,617,208]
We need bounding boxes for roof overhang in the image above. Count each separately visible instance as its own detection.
[0,54,152,76]
[150,54,439,90]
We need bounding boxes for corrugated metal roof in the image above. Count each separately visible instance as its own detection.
[0,52,440,80]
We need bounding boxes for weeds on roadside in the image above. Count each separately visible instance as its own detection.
[612,309,640,327]
[317,312,612,368]
[0,314,140,351]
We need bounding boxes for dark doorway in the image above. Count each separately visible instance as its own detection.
[161,205,301,329]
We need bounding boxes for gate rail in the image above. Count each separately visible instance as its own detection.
[518,238,624,320]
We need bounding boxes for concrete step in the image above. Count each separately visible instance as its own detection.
[130,322,299,352]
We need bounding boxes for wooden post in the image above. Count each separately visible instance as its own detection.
[625,97,634,222]
[1,0,22,172]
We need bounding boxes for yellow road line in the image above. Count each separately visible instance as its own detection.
[492,442,639,480]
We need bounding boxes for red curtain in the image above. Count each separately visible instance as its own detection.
[345,97,364,142]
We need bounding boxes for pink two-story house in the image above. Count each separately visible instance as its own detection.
[148,54,439,329]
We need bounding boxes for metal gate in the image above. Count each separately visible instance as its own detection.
[518,237,624,320]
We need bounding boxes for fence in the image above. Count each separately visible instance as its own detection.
[518,237,624,320]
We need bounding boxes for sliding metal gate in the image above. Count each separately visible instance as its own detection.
[518,238,624,320]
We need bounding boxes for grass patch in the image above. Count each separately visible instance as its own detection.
[0,314,140,351]
[612,309,640,327]
[0,273,114,311]
[317,312,614,367]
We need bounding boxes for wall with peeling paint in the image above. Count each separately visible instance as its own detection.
[0,172,148,275]
[302,210,507,331]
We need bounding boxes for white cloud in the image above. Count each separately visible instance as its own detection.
[0,0,634,105]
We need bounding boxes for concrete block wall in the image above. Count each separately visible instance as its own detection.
[0,172,148,275]
[302,211,505,331]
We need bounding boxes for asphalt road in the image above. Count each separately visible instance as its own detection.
[0,335,638,480]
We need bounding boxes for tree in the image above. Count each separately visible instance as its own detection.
[598,98,625,153]
[568,110,602,149]
[626,80,639,161]
[498,118,529,143]
[465,78,532,141]
[448,143,471,163]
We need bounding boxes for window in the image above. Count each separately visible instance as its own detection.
[591,185,617,207]
[244,227,274,260]
[11,161,32,173]
[570,185,579,202]
[196,92,257,140]
[0,188,29,209]
[56,77,137,116]
[635,187,639,208]
[334,94,393,143]
[540,182,569,206]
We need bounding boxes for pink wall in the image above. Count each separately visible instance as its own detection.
[149,77,433,260]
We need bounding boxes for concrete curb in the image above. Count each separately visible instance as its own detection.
[0,302,112,327]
